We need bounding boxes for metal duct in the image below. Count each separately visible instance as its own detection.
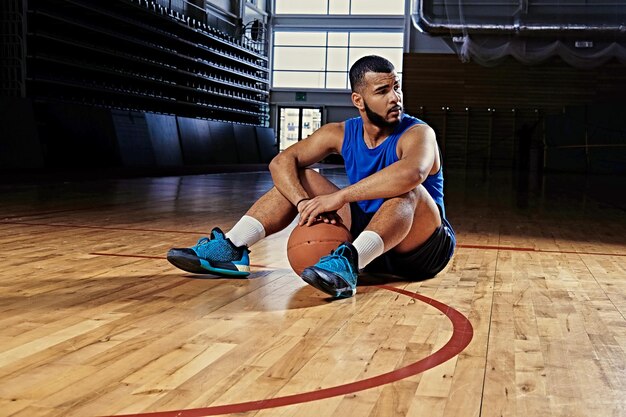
[412,0,626,35]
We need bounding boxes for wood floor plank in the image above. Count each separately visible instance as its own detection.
[1,169,624,417]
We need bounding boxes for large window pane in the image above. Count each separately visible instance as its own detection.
[274,47,327,71]
[273,71,326,88]
[349,48,403,73]
[275,0,328,14]
[326,72,348,89]
[327,48,348,71]
[350,0,405,15]
[328,0,350,14]
[274,32,327,46]
[328,32,349,47]
[349,32,404,48]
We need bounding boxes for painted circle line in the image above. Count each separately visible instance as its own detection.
[102,285,474,417]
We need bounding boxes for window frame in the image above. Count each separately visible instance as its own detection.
[271,29,405,90]
[273,0,406,16]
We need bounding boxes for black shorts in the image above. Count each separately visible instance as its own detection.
[349,202,456,280]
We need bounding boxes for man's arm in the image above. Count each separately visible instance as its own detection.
[340,124,438,202]
[298,124,438,225]
[268,122,344,208]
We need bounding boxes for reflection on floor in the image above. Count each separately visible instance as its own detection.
[0,166,624,417]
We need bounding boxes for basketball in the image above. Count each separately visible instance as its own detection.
[287,222,353,276]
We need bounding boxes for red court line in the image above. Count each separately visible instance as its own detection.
[1,201,125,220]
[2,194,183,221]
[4,220,622,258]
[457,244,534,252]
[0,221,207,235]
[456,244,626,257]
[98,285,473,417]
[530,248,626,257]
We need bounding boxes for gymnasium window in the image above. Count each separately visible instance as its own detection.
[274,0,405,15]
[272,31,404,89]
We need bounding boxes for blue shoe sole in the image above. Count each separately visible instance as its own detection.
[167,250,250,278]
[301,268,356,298]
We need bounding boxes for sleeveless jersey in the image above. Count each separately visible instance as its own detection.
[341,114,447,218]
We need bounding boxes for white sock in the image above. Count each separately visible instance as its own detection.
[225,215,266,248]
[352,231,385,270]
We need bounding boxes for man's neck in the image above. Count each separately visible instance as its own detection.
[362,121,396,149]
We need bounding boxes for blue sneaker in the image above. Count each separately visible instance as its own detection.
[300,242,359,298]
[167,228,250,277]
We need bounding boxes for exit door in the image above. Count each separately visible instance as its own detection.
[278,107,322,152]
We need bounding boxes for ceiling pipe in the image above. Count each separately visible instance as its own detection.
[411,0,626,35]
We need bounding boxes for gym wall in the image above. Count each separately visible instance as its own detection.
[402,53,626,174]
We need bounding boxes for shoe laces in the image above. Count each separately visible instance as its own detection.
[195,237,211,246]
[193,229,242,261]
[195,228,225,247]
[318,245,356,276]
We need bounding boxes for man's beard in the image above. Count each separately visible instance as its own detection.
[363,99,402,129]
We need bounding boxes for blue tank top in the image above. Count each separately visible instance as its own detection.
[341,114,447,218]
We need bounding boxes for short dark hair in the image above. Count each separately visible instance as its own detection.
[349,55,395,92]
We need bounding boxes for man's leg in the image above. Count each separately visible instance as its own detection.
[360,186,455,279]
[300,185,440,298]
[244,168,351,236]
[362,185,440,255]
[167,168,350,276]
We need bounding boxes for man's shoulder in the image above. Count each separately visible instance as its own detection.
[401,113,426,127]
[320,121,345,135]
[310,121,345,147]
[398,116,432,137]
[396,120,437,153]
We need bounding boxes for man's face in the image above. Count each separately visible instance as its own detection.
[358,71,403,129]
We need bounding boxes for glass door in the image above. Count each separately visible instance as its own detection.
[302,108,322,139]
[278,107,322,151]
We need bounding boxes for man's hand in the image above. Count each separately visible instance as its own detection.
[298,192,345,226]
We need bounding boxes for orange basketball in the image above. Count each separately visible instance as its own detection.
[287,222,353,276]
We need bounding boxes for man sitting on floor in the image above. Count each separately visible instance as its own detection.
[167,55,456,299]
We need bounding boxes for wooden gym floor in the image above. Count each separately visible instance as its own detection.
[0,166,624,417]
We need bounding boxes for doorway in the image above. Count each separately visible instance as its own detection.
[278,107,322,152]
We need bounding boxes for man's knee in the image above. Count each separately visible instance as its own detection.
[298,168,341,196]
[383,186,423,209]
[374,190,418,224]
[405,187,421,206]
[297,168,318,182]
[408,185,439,215]
[381,186,440,227]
